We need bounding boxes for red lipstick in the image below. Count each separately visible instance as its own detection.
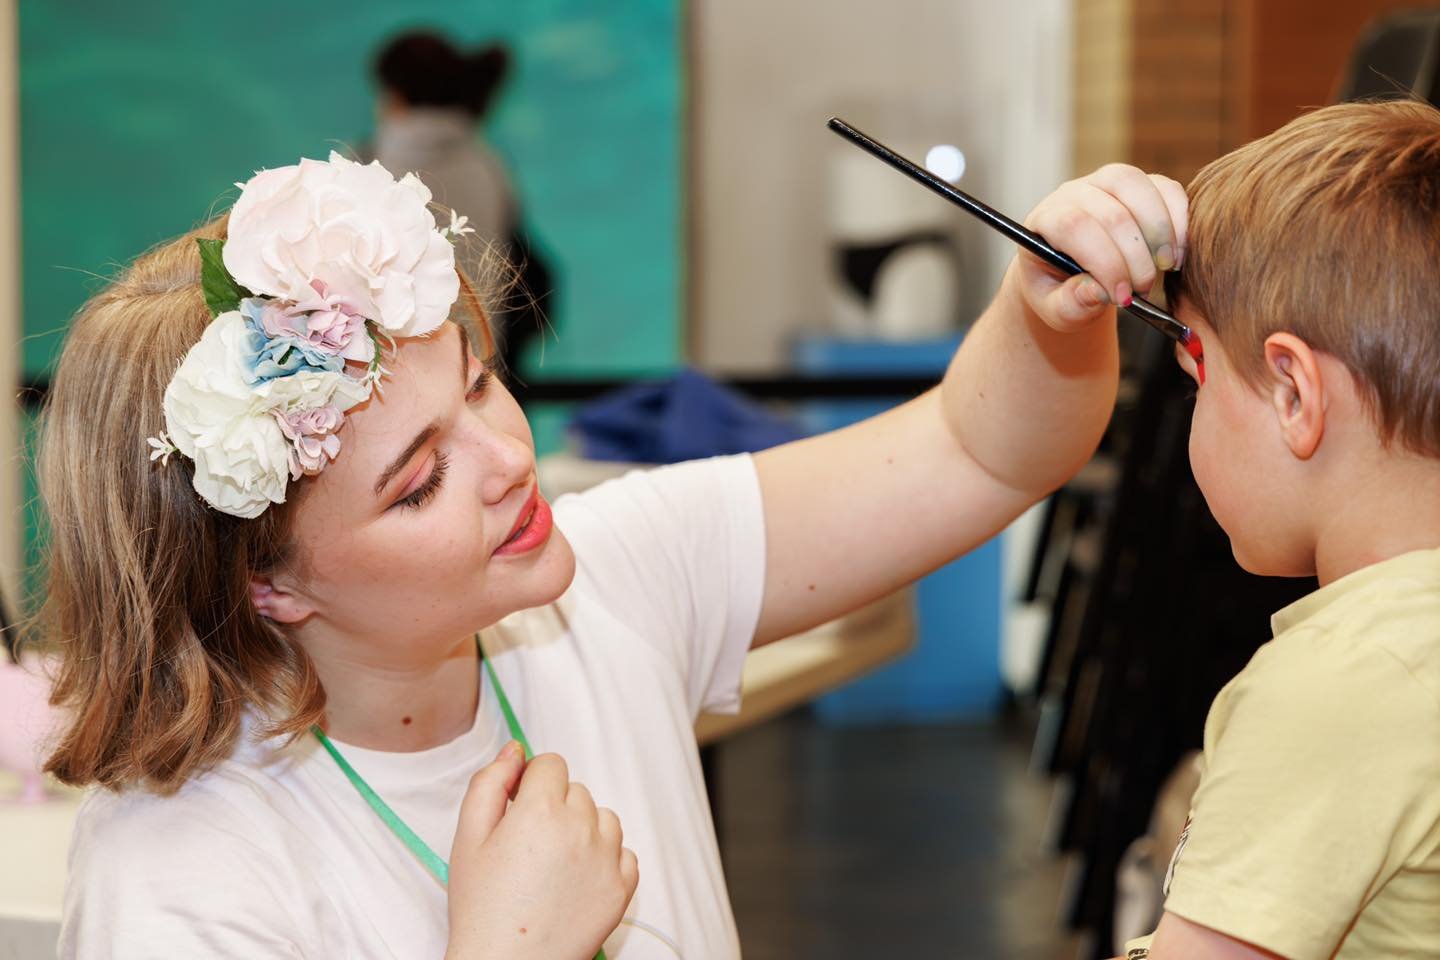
[495,487,553,557]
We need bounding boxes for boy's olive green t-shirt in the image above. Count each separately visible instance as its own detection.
[1126,548,1440,960]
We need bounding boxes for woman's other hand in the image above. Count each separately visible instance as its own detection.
[446,745,639,960]
[1015,164,1189,333]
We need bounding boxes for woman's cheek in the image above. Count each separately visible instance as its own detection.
[433,494,491,573]
[490,390,535,451]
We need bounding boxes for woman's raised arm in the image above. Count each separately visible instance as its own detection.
[752,165,1187,645]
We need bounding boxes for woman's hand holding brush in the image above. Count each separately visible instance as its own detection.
[1014,163,1189,335]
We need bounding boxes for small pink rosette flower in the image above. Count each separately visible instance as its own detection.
[273,405,345,479]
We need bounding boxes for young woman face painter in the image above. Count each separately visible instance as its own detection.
[40,153,1183,958]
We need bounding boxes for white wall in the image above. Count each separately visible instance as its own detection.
[688,3,1073,688]
[689,0,1073,371]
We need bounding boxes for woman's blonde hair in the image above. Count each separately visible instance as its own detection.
[39,215,496,794]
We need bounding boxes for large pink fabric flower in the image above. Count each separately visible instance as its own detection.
[223,152,458,339]
[256,280,375,363]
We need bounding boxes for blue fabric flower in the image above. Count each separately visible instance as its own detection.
[239,299,344,384]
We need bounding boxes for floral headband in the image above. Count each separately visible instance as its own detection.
[147,152,473,518]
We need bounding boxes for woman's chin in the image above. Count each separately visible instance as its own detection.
[537,529,578,602]
[500,527,577,613]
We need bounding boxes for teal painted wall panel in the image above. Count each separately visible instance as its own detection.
[19,1,681,379]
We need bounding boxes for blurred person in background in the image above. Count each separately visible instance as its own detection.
[373,30,551,377]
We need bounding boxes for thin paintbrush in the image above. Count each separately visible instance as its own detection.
[826,117,1204,374]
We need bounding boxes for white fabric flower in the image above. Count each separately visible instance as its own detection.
[223,152,458,339]
[255,362,371,416]
[162,312,372,518]
[441,209,475,239]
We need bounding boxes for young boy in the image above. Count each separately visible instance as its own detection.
[1126,99,1440,959]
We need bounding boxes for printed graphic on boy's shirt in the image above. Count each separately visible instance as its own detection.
[1163,814,1192,897]
[1127,948,1150,959]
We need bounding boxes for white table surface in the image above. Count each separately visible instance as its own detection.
[0,774,80,960]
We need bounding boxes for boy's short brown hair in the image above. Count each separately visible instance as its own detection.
[1167,99,1440,455]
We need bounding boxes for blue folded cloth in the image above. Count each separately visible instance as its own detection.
[569,368,805,464]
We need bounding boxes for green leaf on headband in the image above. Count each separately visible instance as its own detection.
[196,238,253,317]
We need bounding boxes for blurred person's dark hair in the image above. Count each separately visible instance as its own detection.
[375,32,511,120]
[371,29,549,379]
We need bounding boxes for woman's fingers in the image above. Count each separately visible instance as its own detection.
[1040,272,1115,334]
[598,806,635,898]
[1089,163,1181,270]
[597,806,623,849]
[1019,164,1191,336]
[515,752,569,804]
[566,780,597,821]
[618,846,640,899]
[446,752,639,960]
[1069,181,1161,296]
[1147,173,1190,267]
[507,754,634,909]
[453,740,526,851]
[1028,198,1133,305]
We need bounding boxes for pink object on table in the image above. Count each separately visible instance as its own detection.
[0,652,63,803]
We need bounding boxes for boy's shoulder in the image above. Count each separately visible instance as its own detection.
[1166,551,1440,959]
[1240,547,1440,716]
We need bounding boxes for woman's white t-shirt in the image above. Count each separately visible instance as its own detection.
[60,455,766,959]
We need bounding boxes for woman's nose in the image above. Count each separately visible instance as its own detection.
[476,424,535,504]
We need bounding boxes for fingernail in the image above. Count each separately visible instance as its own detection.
[501,740,523,761]
[1077,278,1108,308]
[1154,243,1175,271]
[1173,246,1185,271]
[1115,281,1133,307]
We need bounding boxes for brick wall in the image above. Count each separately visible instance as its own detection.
[1128,0,1230,183]
[1073,0,1134,175]
[1073,0,1426,183]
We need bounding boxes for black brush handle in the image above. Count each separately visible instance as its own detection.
[826,117,1191,344]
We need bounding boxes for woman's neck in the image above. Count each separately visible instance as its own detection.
[306,631,481,752]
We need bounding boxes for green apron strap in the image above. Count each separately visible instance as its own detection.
[312,724,451,885]
[313,638,606,959]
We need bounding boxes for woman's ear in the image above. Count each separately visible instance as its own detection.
[1263,332,1326,460]
[250,575,313,625]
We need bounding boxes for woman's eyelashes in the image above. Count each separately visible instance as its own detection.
[467,361,497,400]
[394,360,495,512]
[396,450,450,511]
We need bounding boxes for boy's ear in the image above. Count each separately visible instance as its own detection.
[1262,332,1326,460]
[250,575,314,625]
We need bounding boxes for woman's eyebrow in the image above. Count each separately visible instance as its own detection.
[374,423,438,496]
